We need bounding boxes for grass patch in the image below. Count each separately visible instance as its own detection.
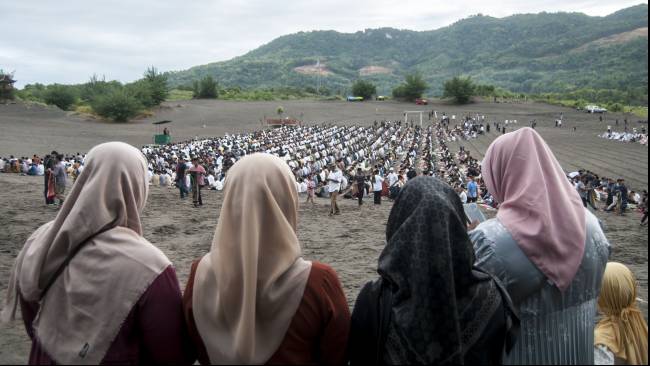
[166,89,194,101]
[625,106,648,119]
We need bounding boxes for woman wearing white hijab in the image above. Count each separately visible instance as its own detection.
[2,142,195,365]
[183,153,350,365]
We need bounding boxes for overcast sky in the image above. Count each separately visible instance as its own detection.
[2,0,647,87]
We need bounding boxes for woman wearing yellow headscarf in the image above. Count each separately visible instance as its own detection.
[595,262,648,365]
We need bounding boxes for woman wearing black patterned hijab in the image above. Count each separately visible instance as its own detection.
[349,176,518,365]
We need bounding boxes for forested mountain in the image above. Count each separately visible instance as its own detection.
[166,4,648,101]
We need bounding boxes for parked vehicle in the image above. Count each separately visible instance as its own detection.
[347,96,363,102]
[585,105,607,113]
[415,98,428,105]
[376,95,387,101]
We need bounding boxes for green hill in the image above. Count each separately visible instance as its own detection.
[166,4,648,102]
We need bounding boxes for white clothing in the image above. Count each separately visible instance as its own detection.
[327,170,343,193]
[387,172,398,187]
[373,175,384,192]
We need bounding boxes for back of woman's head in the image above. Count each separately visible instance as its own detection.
[67,142,149,234]
[481,127,586,291]
[380,176,474,296]
[14,141,151,303]
[216,153,301,279]
[598,262,638,316]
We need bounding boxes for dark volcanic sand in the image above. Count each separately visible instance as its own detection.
[0,99,647,364]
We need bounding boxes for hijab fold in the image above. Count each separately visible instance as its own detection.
[481,127,586,291]
[2,142,170,365]
[595,262,648,365]
[192,153,312,364]
[378,176,514,364]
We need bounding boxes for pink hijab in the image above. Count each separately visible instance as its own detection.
[482,127,586,291]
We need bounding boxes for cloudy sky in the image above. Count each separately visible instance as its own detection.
[2,0,646,87]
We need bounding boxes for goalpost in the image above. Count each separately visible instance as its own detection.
[404,111,426,127]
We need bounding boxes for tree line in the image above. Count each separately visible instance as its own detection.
[17,67,168,122]
[13,69,647,122]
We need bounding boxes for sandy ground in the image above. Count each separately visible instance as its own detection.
[0,99,647,363]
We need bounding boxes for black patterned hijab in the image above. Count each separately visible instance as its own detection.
[378,176,505,364]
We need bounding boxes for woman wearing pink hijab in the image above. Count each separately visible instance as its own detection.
[470,127,610,365]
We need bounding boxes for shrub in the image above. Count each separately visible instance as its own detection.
[91,89,142,122]
[608,102,624,112]
[351,80,377,100]
[126,80,156,108]
[193,76,218,99]
[443,76,476,104]
[392,74,428,101]
[143,66,168,105]
[43,84,77,110]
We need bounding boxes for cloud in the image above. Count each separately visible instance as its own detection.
[2,0,646,87]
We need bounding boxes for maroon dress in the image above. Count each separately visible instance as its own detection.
[183,261,351,365]
[21,266,196,365]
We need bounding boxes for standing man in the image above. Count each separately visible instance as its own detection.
[52,154,67,206]
[466,176,478,203]
[354,167,366,206]
[387,168,398,189]
[189,157,206,207]
[617,179,629,216]
[372,169,384,205]
[176,157,188,199]
[456,185,468,204]
[43,152,57,205]
[327,164,342,216]
[606,178,615,207]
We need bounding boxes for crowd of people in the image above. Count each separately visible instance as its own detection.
[570,171,648,224]
[3,128,647,365]
[600,125,648,145]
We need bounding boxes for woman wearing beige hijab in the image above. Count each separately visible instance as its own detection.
[184,153,350,365]
[2,142,195,365]
[594,262,648,365]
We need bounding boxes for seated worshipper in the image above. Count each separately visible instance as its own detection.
[162,171,173,188]
[27,163,39,176]
[349,176,519,365]
[1,142,195,365]
[594,262,648,365]
[183,154,350,365]
[36,162,45,176]
[151,171,160,187]
[206,173,217,190]
[470,128,610,364]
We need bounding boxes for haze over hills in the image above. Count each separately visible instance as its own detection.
[166,4,648,100]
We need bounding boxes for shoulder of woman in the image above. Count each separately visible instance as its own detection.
[310,261,334,274]
[308,262,343,289]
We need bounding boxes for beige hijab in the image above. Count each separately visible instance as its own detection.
[2,142,170,365]
[192,153,312,364]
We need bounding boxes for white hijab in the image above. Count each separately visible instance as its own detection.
[192,153,312,364]
[2,142,171,365]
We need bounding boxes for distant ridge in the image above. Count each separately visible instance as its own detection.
[166,4,648,98]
